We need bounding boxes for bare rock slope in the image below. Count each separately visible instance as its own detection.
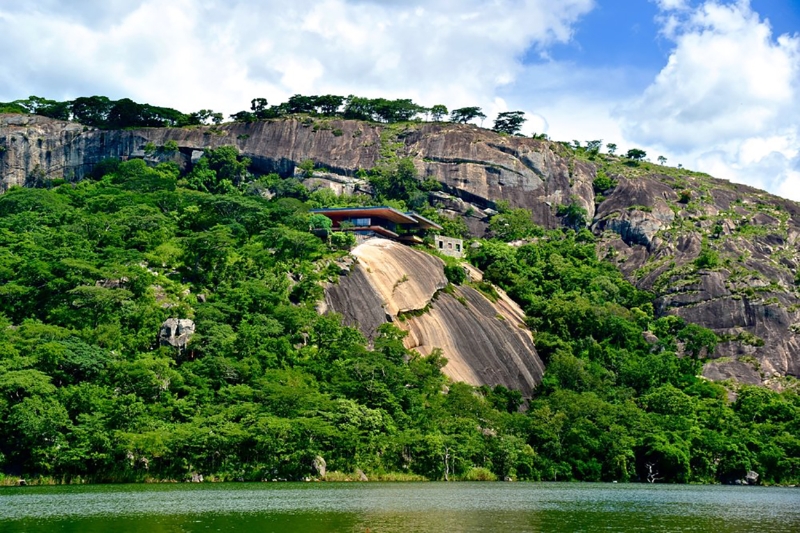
[322,239,544,397]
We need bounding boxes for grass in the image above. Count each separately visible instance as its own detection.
[323,471,427,482]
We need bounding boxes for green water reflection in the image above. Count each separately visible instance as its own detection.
[2,482,798,533]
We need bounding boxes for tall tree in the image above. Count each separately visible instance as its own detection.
[450,106,486,124]
[492,111,526,135]
[430,105,448,122]
[626,148,647,161]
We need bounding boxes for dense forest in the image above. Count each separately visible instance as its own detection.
[0,109,798,485]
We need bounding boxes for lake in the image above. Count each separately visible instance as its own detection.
[1,482,798,532]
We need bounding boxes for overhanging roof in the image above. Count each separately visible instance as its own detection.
[310,207,444,230]
[311,206,417,224]
[406,212,443,230]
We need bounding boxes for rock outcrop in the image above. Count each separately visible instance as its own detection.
[159,318,196,349]
[322,239,544,396]
[2,113,799,383]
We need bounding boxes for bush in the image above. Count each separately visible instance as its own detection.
[593,173,616,193]
[444,264,466,285]
[330,232,356,250]
[694,249,719,269]
[461,467,497,481]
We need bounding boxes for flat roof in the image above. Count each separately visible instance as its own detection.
[311,206,417,224]
[310,206,443,230]
[407,212,443,230]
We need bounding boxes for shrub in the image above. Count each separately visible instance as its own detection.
[461,467,497,481]
[694,249,719,269]
[593,172,616,193]
[444,264,466,285]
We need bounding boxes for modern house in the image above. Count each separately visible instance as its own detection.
[310,206,443,244]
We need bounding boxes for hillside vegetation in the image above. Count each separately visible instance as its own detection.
[0,147,798,485]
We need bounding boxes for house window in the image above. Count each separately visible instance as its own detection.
[438,241,443,249]
[448,242,453,249]
[350,218,371,227]
[456,243,461,252]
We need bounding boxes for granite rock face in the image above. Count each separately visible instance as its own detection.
[322,239,544,396]
[2,114,799,383]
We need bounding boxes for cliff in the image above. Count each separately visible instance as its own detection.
[1,113,798,384]
[321,239,545,396]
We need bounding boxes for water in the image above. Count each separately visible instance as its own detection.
[1,482,798,532]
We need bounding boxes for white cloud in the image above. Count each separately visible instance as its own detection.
[0,0,594,115]
[618,0,800,201]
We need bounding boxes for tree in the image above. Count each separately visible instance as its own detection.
[492,111,526,135]
[556,201,588,230]
[430,105,448,122]
[450,107,486,124]
[585,140,602,155]
[489,208,544,241]
[70,96,113,127]
[606,143,618,155]
[286,95,317,115]
[343,95,374,121]
[626,148,647,161]
[657,155,667,165]
[230,110,256,123]
[251,98,270,119]
[308,214,332,233]
[315,95,344,116]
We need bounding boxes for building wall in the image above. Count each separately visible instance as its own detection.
[435,235,464,258]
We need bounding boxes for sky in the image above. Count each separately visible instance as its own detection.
[1,0,799,200]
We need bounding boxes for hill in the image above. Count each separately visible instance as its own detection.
[2,113,798,384]
[0,112,798,485]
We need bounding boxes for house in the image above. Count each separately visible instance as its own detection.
[434,235,464,258]
[310,206,442,244]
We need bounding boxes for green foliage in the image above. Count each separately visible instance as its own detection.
[469,230,797,484]
[183,146,251,195]
[626,148,647,161]
[450,107,486,124]
[430,105,448,122]
[556,201,588,230]
[694,248,720,270]
[330,232,356,250]
[308,213,332,232]
[593,172,616,193]
[488,208,545,241]
[492,111,526,135]
[0,101,797,486]
[444,265,466,285]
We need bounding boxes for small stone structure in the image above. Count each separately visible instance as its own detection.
[434,235,464,258]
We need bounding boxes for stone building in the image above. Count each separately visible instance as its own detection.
[435,235,464,258]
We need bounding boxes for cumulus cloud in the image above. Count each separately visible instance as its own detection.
[0,0,593,115]
[619,0,800,200]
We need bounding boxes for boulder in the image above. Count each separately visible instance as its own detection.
[313,455,327,478]
[745,471,759,485]
[159,318,196,349]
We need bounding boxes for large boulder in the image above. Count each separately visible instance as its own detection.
[159,318,195,349]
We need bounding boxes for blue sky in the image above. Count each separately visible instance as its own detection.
[0,0,798,199]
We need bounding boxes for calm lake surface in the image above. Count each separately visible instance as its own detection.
[1,482,798,533]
